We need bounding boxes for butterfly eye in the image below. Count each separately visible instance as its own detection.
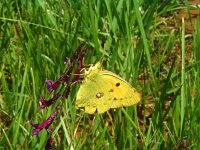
[96,92,104,99]
[116,82,120,87]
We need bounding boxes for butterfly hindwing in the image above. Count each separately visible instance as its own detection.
[76,74,113,114]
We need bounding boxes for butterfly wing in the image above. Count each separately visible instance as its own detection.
[75,74,114,114]
[75,69,141,114]
[100,70,141,108]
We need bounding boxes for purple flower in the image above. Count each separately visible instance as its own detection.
[31,107,59,135]
[38,93,61,109]
[31,43,87,148]
[46,80,61,93]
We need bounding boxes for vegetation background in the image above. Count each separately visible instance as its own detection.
[0,0,200,149]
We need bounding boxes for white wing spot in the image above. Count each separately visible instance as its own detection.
[96,92,104,99]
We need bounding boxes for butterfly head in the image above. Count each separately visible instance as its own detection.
[84,62,102,77]
[93,62,102,69]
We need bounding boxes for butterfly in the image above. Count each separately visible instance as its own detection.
[75,62,141,114]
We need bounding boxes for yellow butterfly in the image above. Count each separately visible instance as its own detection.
[75,62,141,114]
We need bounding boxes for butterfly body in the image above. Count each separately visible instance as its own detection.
[75,62,141,114]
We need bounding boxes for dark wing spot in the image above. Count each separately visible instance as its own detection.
[109,89,114,92]
[116,82,120,87]
[114,97,117,100]
[96,92,104,99]
[80,107,85,110]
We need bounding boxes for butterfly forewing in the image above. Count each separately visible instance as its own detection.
[100,70,141,108]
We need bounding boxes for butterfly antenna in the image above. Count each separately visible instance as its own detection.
[99,43,108,66]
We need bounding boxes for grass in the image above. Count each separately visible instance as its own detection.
[0,0,200,149]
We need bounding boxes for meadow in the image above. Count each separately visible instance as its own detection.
[0,0,200,149]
